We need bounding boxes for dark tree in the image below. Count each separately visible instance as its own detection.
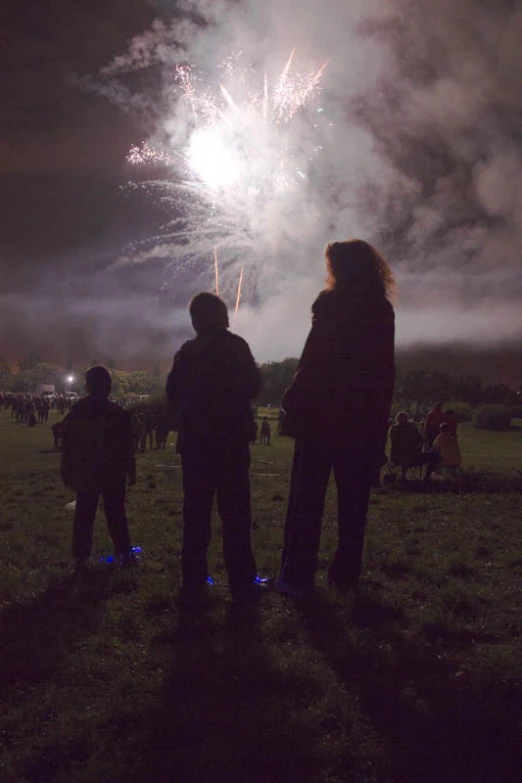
[258,358,299,406]
[18,351,44,373]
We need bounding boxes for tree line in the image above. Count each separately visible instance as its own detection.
[257,361,521,412]
[0,352,163,398]
[1,352,520,412]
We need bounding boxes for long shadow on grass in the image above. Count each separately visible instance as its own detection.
[113,601,325,783]
[299,591,522,783]
[0,571,113,694]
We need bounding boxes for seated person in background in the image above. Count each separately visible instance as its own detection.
[444,408,458,436]
[389,411,440,480]
[424,402,447,448]
[433,422,461,469]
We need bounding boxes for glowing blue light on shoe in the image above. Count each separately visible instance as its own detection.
[99,547,141,564]
[254,575,269,584]
[206,576,215,585]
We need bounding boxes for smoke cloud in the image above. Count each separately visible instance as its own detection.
[5,0,522,365]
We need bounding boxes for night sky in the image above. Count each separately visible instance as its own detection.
[1,0,193,367]
[1,0,154,262]
[2,0,522,377]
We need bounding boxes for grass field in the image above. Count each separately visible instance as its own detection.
[1,408,522,782]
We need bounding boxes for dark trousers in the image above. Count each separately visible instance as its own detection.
[181,446,256,598]
[281,439,372,590]
[73,481,131,559]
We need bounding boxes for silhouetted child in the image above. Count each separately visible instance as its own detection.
[154,413,169,449]
[166,292,262,600]
[260,417,271,445]
[52,420,65,450]
[61,366,136,574]
[27,404,37,427]
[140,408,154,451]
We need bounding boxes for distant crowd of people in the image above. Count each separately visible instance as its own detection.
[0,392,74,424]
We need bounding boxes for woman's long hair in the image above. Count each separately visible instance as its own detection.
[325,239,395,301]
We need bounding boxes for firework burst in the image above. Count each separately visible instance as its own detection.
[125,49,329,317]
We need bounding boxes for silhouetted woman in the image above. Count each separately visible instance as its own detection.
[276,240,395,596]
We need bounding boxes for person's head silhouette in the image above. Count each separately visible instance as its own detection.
[189,292,229,336]
[325,239,394,300]
[85,365,112,399]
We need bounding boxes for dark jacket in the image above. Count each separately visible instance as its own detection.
[61,397,136,492]
[166,328,261,453]
[282,288,395,461]
[389,421,422,465]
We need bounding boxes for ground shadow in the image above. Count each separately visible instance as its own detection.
[0,570,113,696]
[108,600,327,783]
[382,469,522,494]
[298,590,522,782]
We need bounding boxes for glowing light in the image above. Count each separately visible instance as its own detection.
[67,375,74,384]
[99,546,141,565]
[187,126,242,189]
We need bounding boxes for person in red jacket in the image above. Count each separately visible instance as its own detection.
[424,403,446,448]
[275,239,395,596]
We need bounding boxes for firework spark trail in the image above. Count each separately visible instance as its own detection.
[278,48,296,92]
[233,266,244,327]
[214,248,219,295]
